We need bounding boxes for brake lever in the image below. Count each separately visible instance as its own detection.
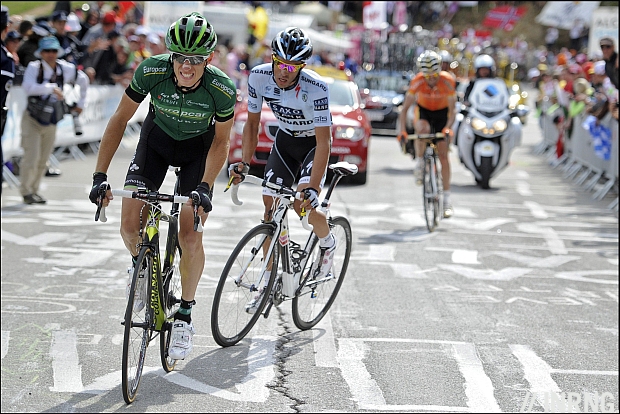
[190,191,204,232]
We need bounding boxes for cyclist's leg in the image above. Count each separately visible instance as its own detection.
[413,106,430,160]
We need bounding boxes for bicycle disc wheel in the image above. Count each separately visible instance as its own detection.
[211,224,278,347]
[122,247,153,404]
[160,241,182,372]
[292,216,352,330]
[423,157,437,232]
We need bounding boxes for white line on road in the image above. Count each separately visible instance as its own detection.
[1,330,9,359]
[49,329,84,392]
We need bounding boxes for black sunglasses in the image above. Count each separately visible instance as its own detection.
[42,49,59,53]
[600,44,613,49]
[171,52,208,65]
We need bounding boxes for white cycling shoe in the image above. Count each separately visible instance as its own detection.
[168,320,195,360]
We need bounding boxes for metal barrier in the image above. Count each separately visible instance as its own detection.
[1,85,149,188]
[536,100,619,211]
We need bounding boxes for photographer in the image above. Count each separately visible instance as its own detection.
[20,36,88,204]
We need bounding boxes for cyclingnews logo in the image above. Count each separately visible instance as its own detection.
[520,391,616,413]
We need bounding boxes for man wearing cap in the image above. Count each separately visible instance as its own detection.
[1,5,16,196]
[19,36,89,204]
[51,10,83,65]
[599,37,618,89]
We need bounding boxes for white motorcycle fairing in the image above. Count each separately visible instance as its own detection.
[454,78,523,188]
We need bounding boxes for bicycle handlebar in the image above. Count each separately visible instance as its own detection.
[229,175,313,231]
[408,132,445,140]
[95,185,202,232]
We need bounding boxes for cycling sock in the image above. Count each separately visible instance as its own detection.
[131,255,138,266]
[443,191,451,205]
[174,298,195,323]
[319,233,336,249]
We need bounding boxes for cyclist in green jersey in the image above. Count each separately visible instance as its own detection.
[88,13,236,361]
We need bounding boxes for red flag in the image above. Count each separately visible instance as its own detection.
[483,5,527,31]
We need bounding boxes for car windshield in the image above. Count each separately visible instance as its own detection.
[355,73,409,93]
[326,79,355,107]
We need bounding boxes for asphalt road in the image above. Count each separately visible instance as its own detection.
[1,109,618,413]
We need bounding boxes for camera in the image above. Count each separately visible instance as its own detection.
[68,103,83,135]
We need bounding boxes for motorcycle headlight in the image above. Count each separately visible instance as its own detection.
[492,119,507,133]
[471,117,487,131]
[333,126,366,142]
[233,120,245,136]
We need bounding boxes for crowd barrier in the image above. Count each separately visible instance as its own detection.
[1,85,149,188]
[533,99,619,211]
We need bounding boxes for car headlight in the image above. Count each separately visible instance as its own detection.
[333,126,366,141]
[492,119,507,132]
[471,117,487,131]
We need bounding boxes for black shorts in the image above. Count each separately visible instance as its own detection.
[263,129,325,192]
[124,111,214,196]
[418,105,449,135]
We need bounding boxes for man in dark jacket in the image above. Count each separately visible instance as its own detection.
[600,37,618,89]
[1,6,16,195]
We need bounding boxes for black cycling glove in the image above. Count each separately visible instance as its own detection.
[194,182,213,213]
[89,172,108,204]
[303,187,320,209]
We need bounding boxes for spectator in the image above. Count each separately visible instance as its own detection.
[147,32,165,55]
[81,11,117,58]
[545,27,558,53]
[2,5,17,195]
[599,37,618,89]
[50,10,83,65]
[19,36,89,204]
[78,11,98,41]
[110,43,132,87]
[569,19,586,52]
[17,23,50,68]
[4,30,21,64]
[343,53,358,75]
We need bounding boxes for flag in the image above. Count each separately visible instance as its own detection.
[483,5,527,31]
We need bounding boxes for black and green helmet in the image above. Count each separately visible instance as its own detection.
[165,12,217,55]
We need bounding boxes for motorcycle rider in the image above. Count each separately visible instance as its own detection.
[398,50,457,218]
[463,54,510,105]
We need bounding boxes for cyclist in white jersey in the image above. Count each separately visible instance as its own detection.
[229,27,338,314]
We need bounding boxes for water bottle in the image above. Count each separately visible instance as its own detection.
[72,110,83,135]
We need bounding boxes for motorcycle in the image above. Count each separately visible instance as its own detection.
[452,78,529,189]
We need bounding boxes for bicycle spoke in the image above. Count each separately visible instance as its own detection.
[211,225,277,347]
[292,217,352,330]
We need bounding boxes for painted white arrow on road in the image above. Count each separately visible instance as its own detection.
[439,264,533,281]
[443,218,517,231]
[1,230,72,246]
[489,252,580,268]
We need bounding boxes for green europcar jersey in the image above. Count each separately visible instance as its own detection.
[127,54,236,140]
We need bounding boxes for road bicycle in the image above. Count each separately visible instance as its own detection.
[210,161,357,347]
[94,168,202,404]
[405,132,445,232]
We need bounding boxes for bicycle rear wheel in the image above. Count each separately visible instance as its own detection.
[292,216,352,330]
[211,224,278,347]
[423,155,438,232]
[122,246,153,404]
[160,241,181,372]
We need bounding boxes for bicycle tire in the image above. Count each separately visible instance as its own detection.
[122,246,153,404]
[423,155,437,232]
[160,240,182,372]
[434,155,443,225]
[292,216,352,330]
[211,224,278,347]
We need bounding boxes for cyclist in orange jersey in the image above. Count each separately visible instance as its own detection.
[398,50,456,218]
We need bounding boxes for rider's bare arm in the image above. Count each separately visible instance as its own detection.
[241,111,261,166]
[309,125,331,191]
[95,93,141,174]
[203,117,233,188]
[399,92,417,133]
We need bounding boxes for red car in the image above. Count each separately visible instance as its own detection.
[228,66,372,185]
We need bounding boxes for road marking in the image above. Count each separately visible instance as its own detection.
[489,252,580,268]
[0,231,72,246]
[439,264,533,281]
[1,330,9,359]
[24,247,115,267]
[444,218,516,231]
[516,181,533,196]
[452,249,481,264]
[554,270,619,285]
[523,201,547,218]
[49,329,84,392]
[338,338,499,412]
[516,224,567,254]
[367,245,395,261]
[313,313,338,368]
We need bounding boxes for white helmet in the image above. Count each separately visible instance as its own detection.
[417,50,442,75]
[474,54,496,77]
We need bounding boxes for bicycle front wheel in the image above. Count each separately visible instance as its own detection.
[423,155,438,232]
[292,216,352,330]
[211,224,278,347]
[160,240,182,372]
[122,246,153,404]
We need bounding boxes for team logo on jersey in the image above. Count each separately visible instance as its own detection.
[314,97,328,111]
[143,66,167,75]
[271,103,305,120]
[302,94,307,102]
[211,79,234,97]
[314,116,328,123]
[248,85,257,98]
[185,99,210,109]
